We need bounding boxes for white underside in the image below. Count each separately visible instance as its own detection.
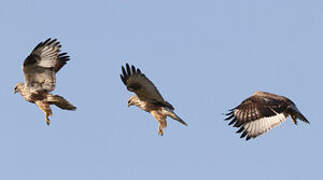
[244,113,287,137]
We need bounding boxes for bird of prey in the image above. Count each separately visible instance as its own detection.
[225,91,309,140]
[120,63,187,136]
[14,38,76,125]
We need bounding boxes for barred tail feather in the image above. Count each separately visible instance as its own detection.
[47,95,76,110]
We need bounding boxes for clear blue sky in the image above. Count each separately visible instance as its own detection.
[1,0,322,179]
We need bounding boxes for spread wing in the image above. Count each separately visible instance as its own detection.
[120,63,174,110]
[225,92,309,140]
[22,38,70,92]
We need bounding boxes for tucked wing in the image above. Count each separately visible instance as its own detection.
[23,38,70,92]
[225,94,290,140]
[120,63,174,109]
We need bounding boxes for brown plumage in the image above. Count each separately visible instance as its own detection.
[225,91,309,141]
[14,38,76,125]
[120,63,187,136]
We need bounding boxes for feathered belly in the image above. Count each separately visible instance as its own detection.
[136,101,160,112]
[22,91,47,103]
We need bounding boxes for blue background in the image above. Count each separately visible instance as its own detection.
[1,0,321,179]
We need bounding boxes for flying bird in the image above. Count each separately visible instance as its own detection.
[225,91,309,140]
[14,38,76,125]
[120,63,187,136]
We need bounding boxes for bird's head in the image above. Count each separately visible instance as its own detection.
[14,82,24,94]
[127,96,138,107]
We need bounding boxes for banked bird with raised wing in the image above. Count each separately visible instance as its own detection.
[120,63,187,136]
[14,38,76,125]
[225,91,309,140]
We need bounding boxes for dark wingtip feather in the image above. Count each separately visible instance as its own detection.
[54,40,60,47]
[59,52,68,56]
[33,38,50,50]
[120,75,126,85]
[236,127,244,133]
[43,38,52,44]
[55,50,70,72]
[228,118,236,126]
[233,121,243,127]
[126,63,131,76]
[225,111,233,116]
[58,53,70,62]
[240,131,248,138]
[137,68,141,74]
[164,101,175,110]
[46,38,57,46]
[121,66,127,78]
[225,114,234,121]
[131,65,136,74]
[121,63,135,85]
[51,38,57,43]
[229,106,238,111]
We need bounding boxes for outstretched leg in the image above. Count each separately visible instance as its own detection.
[158,123,164,136]
[45,111,52,125]
[151,110,167,136]
[35,101,53,126]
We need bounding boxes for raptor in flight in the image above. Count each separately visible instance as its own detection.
[120,63,187,135]
[14,38,76,125]
[225,91,309,140]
